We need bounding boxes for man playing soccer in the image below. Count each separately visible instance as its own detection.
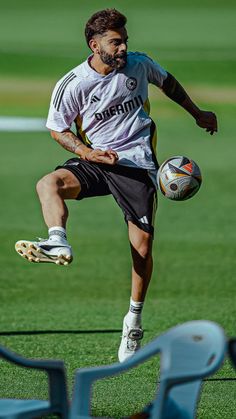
[15,9,217,362]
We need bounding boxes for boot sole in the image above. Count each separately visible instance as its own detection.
[15,241,73,266]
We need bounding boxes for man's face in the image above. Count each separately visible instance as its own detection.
[95,27,128,70]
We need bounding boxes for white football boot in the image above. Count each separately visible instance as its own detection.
[118,314,143,362]
[15,238,73,266]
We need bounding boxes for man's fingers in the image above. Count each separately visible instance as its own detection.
[197,120,217,134]
[99,150,119,163]
[96,150,108,157]
[108,149,119,157]
[196,110,218,135]
[95,149,118,158]
[205,126,217,135]
[104,150,119,160]
[93,154,117,165]
[85,148,118,165]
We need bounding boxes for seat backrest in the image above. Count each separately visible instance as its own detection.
[228,338,236,369]
[0,345,69,418]
[151,320,226,418]
[70,320,226,419]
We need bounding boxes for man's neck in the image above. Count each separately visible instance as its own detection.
[89,55,114,76]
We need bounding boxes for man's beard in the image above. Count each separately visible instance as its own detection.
[100,49,127,70]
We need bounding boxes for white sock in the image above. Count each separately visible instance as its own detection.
[125,298,144,328]
[48,226,67,243]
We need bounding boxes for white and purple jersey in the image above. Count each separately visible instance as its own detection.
[46,52,167,169]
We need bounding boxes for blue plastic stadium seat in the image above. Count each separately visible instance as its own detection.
[228,338,236,369]
[0,345,69,418]
[69,320,226,419]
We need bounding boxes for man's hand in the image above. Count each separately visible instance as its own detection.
[82,148,119,165]
[195,110,218,135]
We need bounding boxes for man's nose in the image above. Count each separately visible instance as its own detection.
[119,42,127,53]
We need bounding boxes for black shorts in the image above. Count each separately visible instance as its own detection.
[56,158,158,235]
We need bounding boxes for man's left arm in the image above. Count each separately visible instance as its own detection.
[161,72,218,135]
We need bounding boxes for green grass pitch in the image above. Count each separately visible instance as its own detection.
[0,0,236,417]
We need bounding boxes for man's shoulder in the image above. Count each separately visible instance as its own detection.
[127,51,153,64]
[54,60,89,89]
[127,52,166,77]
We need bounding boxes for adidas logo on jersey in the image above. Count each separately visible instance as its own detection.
[91,95,100,104]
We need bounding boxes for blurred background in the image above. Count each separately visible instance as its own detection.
[0,0,236,417]
[1,0,235,116]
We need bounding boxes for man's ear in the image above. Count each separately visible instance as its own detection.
[89,38,100,54]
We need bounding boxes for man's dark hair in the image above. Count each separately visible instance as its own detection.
[85,9,127,47]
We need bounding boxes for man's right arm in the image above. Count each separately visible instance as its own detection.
[50,129,118,165]
[48,77,118,164]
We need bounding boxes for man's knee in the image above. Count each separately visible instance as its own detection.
[36,170,81,200]
[135,236,152,260]
[36,173,61,198]
[129,223,153,260]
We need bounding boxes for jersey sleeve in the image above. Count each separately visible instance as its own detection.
[46,73,79,132]
[141,53,168,88]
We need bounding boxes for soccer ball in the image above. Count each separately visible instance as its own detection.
[157,156,202,201]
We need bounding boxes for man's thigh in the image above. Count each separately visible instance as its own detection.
[55,158,111,199]
[107,165,158,235]
[52,168,82,199]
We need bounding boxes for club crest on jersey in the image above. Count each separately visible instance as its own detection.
[126,77,137,91]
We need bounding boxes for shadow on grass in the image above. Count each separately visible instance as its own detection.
[0,329,122,336]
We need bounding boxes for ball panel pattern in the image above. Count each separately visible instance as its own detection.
[157,156,202,201]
